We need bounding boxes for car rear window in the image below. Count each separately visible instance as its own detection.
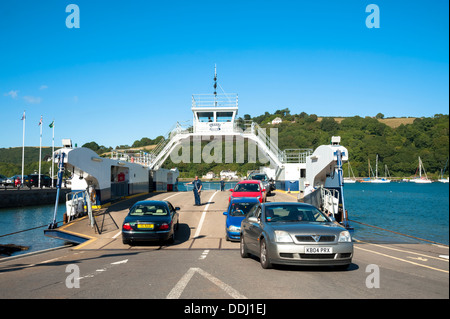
[250,174,267,181]
[130,204,168,216]
[235,183,260,192]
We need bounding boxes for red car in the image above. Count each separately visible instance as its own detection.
[229,180,266,203]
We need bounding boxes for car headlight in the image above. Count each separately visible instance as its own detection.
[338,231,352,242]
[228,225,240,232]
[274,230,293,243]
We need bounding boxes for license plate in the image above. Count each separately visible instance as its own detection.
[305,247,332,254]
[137,224,154,229]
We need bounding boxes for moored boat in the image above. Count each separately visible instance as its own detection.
[411,157,432,184]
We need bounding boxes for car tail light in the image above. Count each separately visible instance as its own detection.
[158,223,169,230]
[122,223,132,231]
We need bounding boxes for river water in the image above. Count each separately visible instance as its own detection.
[0,182,448,257]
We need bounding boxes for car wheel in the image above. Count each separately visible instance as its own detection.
[167,232,175,244]
[260,238,272,269]
[240,235,249,258]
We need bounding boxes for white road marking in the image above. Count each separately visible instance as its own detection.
[199,250,210,260]
[166,267,247,299]
[111,259,128,265]
[194,191,218,239]
[163,193,181,200]
[77,259,129,281]
[166,267,197,299]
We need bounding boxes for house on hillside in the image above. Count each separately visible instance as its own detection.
[203,171,216,179]
[271,117,282,125]
[220,170,238,180]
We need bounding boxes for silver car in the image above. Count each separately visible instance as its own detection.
[240,202,353,269]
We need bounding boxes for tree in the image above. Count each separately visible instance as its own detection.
[82,141,100,153]
[320,118,339,132]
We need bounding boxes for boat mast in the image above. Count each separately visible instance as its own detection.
[418,157,423,179]
[375,154,379,179]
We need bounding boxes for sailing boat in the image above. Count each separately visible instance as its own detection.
[411,157,432,183]
[438,157,449,183]
[370,154,391,183]
[343,162,356,183]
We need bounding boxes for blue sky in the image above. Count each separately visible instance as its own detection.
[0,0,448,149]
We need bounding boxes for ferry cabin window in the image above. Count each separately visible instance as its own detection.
[216,112,233,122]
[197,112,215,122]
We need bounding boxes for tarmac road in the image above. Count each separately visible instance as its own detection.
[0,190,448,302]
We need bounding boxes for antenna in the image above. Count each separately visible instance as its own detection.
[213,64,217,106]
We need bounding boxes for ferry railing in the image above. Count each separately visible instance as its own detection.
[65,190,89,224]
[303,186,340,221]
[192,93,238,108]
[283,149,313,163]
[321,187,340,219]
[240,121,312,164]
[179,181,238,192]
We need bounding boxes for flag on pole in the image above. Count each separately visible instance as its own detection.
[49,120,54,128]
[38,116,43,126]
[21,111,25,120]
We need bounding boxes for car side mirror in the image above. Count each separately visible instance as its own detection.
[175,207,180,211]
[262,188,266,192]
[248,216,258,223]
[229,188,234,192]
[223,212,228,215]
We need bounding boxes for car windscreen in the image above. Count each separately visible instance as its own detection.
[129,204,168,216]
[235,183,260,192]
[230,202,257,216]
[264,205,329,223]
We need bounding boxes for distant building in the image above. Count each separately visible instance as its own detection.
[203,171,216,179]
[220,170,238,180]
[271,117,282,125]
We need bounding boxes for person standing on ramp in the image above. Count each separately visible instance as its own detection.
[186,176,203,206]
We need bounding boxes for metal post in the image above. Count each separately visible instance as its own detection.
[86,186,94,228]
[336,150,348,228]
[48,152,65,229]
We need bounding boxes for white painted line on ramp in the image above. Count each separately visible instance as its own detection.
[163,193,181,201]
[166,267,247,299]
[193,191,218,239]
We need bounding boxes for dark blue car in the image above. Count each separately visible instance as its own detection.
[223,197,259,241]
[122,200,179,245]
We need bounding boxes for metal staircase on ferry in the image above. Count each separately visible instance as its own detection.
[111,93,312,174]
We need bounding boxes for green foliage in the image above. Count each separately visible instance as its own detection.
[0,147,57,177]
[82,141,112,154]
[132,136,164,148]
